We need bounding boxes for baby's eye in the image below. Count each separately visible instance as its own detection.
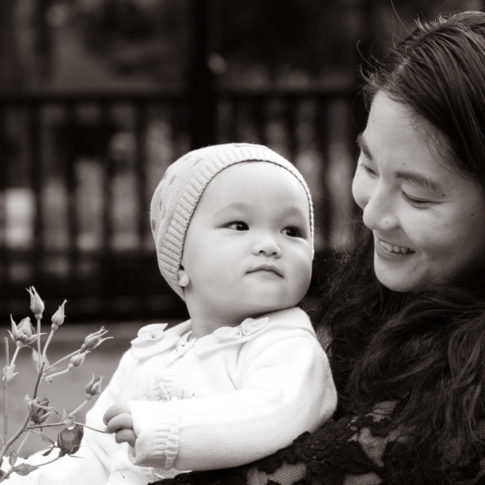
[227,221,249,231]
[282,226,302,237]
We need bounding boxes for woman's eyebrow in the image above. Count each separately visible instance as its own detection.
[395,171,444,194]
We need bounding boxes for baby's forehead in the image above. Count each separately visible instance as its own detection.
[210,160,301,184]
[201,162,310,214]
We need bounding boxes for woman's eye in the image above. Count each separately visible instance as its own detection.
[360,163,377,177]
[402,192,432,208]
[227,221,249,231]
[283,226,302,237]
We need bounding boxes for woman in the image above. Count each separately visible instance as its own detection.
[154,11,485,484]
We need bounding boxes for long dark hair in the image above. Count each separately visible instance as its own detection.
[315,11,485,483]
[364,11,485,186]
[316,224,485,483]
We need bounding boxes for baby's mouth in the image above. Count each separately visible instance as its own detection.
[247,265,283,277]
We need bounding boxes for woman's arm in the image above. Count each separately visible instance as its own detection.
[148,403,402,485]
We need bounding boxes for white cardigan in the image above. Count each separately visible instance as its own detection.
[9,307,337,485]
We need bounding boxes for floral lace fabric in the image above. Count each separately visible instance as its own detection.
[149,401,485,485]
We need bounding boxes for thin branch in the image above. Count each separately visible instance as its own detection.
[2,337,9,448]
[35,316,42,371]
[72,422,109,434]
[15,431,30,457]
[45,350,81,372]
[69,399,89,417]
[9,346,19,369]
[41,328,56,360]
[1,453,63,482]
[0,363,44,462]
[44,368,70,381]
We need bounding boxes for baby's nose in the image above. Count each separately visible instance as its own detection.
[252,237,282,257]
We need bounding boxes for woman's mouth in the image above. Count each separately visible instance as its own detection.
[379,239,413,254]
[375,236,415,257]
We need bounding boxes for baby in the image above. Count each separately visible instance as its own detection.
[12,143,336,485]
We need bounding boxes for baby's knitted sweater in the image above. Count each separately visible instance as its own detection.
[9,307,336,485]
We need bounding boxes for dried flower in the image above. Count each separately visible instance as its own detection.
[26,287,45,317]
[2,364,17,383]
[8,316,37,347]
[80,327,112,353]
[8,450,17,467]
[67,352,87,370]
[51,300,67,330]
[10,463,38,476]
[85,375,103,399]
[57,424,84,456]
[30,397,51,425]
[1,289,111,480]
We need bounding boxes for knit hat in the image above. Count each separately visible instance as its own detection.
[150,143,314,299]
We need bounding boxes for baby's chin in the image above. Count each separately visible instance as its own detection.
[237,302,297,320]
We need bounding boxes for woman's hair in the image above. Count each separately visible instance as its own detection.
[317,224,485,483]
[364,10,485,188]
[316,11,485,483]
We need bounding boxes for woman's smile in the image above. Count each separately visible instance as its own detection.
[374,235,414,257]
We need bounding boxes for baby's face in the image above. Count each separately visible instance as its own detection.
[181,162,312,327]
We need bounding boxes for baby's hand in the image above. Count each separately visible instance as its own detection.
[103,404,137,447]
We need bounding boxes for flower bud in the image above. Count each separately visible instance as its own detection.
[80,327,111,352]
[51,300,67,329]
[26,286,45,316]
[30,397,51,425]
[9,316,37,347]
[2,364,17,383]
[11,463,38,476]
[57,424,84,456]
[67,352,87,370]
[85,375,103,399]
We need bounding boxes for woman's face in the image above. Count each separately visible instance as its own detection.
[352,92,485,292]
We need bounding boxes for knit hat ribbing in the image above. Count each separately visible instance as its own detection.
[150,143,314,299]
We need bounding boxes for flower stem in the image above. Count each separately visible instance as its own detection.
[44,368,70,381]
[15,431,30,457]
[45,350,81,372]
[41,328,56,360]
[0,363,44,463]
[26,422,65,431]
[73,422,109,434]
[2,337,9,448]
[26,421,109,434]
[35,316,42,371]
[69,399,89,417]
[1,454,63,482]
[9,346,19,369]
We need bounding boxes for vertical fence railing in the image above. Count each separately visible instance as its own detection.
[28,100,43,285]
[0,86,361,321]
[0,106,6,296]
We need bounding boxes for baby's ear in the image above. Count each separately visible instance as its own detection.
[178,268,190,288]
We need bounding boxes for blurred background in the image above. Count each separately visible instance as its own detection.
[2,0,485,460]
[0,0,483,324]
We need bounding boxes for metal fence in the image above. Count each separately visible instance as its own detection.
[0,86,362,322]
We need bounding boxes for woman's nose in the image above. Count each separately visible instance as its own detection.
[252,236,282,257]
[362,188,399,231]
